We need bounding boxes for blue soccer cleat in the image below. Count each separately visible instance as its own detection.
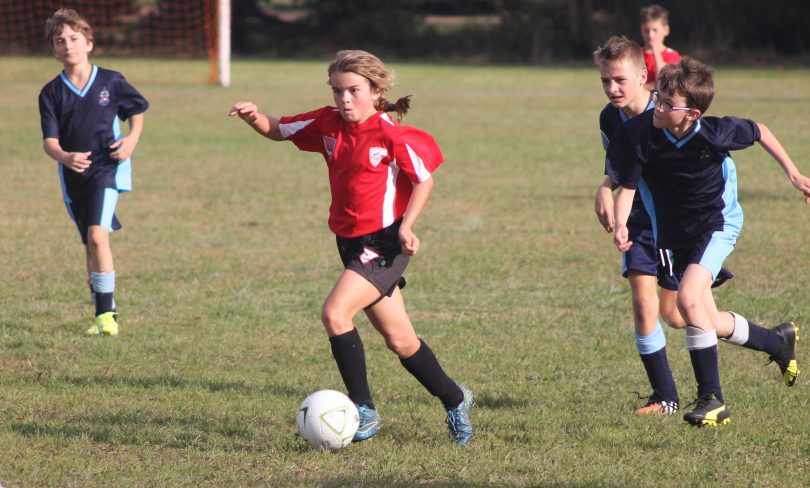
[446,385,474,445]
[352,404,380,442]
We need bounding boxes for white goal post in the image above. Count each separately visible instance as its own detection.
[217,0,231,87]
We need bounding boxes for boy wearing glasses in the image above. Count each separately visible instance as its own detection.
[607,57,810,426]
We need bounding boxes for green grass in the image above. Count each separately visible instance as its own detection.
[1,56,809,487]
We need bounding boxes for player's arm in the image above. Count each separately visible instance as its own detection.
[757,123,810,203]
[613,186,636,252]
[109,112,144,161]
[594,175,618,232]
[43,137,92,173]
[399,177,434,256]
[228,101,284,141]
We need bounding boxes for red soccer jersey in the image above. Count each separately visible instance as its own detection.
[278,107,445,238]
[644,47,681,85]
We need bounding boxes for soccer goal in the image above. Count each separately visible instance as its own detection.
[0,0,231,87]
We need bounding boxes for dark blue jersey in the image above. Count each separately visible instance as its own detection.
[39,65,148,200]
[599,97,655,230]
[606,111,758,248]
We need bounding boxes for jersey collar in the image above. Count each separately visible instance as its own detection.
[59,64,98,97]
[663,119,701,148]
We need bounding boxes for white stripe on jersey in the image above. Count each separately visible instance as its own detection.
[383,161,400,228]
[405,143,432,182]
[279,118,315,139]
[380,112,396,126]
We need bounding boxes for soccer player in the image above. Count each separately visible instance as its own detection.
[608,58,809,426]
[593,36,684,416]
[39,9,148,336]
[229,50,474,445]
[639,5,681,91]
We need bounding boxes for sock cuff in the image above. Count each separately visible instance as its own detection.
[91,271,116,293]
[722,312,749,345]
[634,322,666,355]
[685,326,718,350]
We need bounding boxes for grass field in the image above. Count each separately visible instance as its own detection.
[1,57,809,487]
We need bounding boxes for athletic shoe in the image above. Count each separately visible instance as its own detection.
[711,267,734,288]
[446,385,474,445]
[86,311,119,337]
[768,322,800,387]
[633,397,678,416]
[683,394,730,427]
[352,404,380,442]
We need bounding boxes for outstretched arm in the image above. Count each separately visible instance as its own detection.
[757,123,810,203]
[613,186,636,252]
[399,177,434,256]
[228,101,284,141]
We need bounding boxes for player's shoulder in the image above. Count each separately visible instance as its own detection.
[622,108,654,137]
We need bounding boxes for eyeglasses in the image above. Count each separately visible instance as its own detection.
[652,91,692,113]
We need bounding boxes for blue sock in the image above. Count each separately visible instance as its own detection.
[636,323,679,403]
[91,271,115,316]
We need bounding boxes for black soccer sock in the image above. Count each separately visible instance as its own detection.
[399,339,463,410]
[329,328,374,409]
[686,326,723,403]
[639,347,679,404]
[94,292,114,316]
[745,322,785,355]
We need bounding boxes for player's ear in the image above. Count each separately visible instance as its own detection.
[687,108,701,120]
[87,41,93,53]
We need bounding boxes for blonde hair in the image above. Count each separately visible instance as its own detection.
[657,57,714,114]
[328,50,411,121]
[46,8,94,47]
[593,35,645,72]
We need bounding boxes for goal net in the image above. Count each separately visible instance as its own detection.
[0,0,230,86]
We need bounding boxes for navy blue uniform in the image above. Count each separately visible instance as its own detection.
[39,65,148,241]
[606,111,757,279]
[600,99,678,290]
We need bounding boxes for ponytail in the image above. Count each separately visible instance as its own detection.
[376,95,411,122]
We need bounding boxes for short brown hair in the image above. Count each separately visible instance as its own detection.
[639,4,670,26]
[45,8,94,47]
[657,58,714,114]
[593,35,645,72]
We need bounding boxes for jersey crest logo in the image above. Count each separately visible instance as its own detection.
[369,147,388,167]
[99,87,110,107]
[359,246,380,264]
[323,136,337,158]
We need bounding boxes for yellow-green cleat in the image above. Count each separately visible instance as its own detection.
[683,393,730,427]
[86,311,119,337]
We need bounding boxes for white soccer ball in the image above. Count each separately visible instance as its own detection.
[296,389,359,450]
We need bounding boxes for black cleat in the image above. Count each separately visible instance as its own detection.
[711,267,734,288]
[769,322,800,387]
[683,394,730,427]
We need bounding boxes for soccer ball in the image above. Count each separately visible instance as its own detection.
[296,389,359,450]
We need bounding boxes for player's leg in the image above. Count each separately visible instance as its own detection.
[85,188,121,336]
[659,288,685,329]
[365,287,472,445]
[628,271,679,415]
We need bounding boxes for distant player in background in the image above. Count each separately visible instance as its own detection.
[639,5,681,91]
[608,58,808,426]
[229,50,474,445]
[39,9,148,337]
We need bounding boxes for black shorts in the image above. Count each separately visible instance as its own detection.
[65,187,122,244]
[336,219,408,303]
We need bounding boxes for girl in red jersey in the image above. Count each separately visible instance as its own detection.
[229,50,473,445]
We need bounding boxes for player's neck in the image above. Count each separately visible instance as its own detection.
[623,89,652,118]
[62,62,93,90]
[668,118,697,140]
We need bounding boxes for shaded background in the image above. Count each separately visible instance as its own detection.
[2,0,809,64]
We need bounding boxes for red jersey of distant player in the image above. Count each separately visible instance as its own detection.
[279,106,445,238]
[643,48,681,85]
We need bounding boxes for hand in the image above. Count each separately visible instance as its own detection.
[399,225,420,256]
[109,136,137,161]
[62,151,92,173]
[614,224,633,252]
[790,173,810,203]
[594,186,615,232]
[228,101,260,123]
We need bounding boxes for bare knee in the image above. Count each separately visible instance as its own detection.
[676,291,702,322]
[86,228,109,255]
[383,332,419,357]
[321,304,353,336]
